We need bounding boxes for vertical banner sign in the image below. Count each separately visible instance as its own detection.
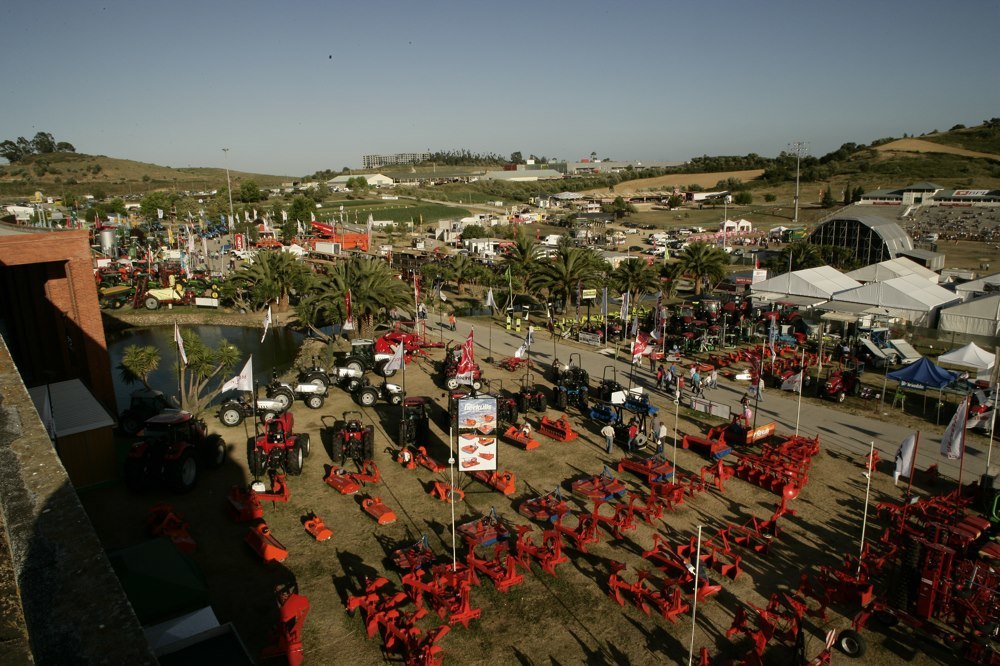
[233,233,245,251]
[457,397,497,472]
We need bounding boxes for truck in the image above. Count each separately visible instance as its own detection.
[313,240,342,256]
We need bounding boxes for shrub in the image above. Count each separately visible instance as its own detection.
[764,193,776,202]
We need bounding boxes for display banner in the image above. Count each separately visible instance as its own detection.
[456,397,497,472]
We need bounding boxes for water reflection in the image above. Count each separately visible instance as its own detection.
[107,325,304,413]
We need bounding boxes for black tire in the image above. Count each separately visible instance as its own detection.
[398,421,413,447]
[356,388,378,407]
[555,389,568,411]
[202,434,226,469]
[535,393,548,412]
[298,433,311,458]
[390,393,403,406]
[247,437,265,477]
[144,296,160,310]
[518,394,530,414]
[343,378,362,393]
[305,394,324,409]
[331,433,344,465]
[375,359,397,378]
[303,372,328,388]
[472,379,483,390]
[363,430,374,460]
[268,387,294,411]
[285,443,304,475]
[123,457,147,491]
[836,629,867,658]
[165,448,198,493]
[121,415,143,436]
[219,405,244,427]
[344,358,364,374]
[446,377,459,390]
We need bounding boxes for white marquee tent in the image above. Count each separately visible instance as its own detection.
[751,266,861,301]
[720,219,753,233]
[830,273,959,327]
[937,341,996,379]
[937,293,1000,337]
[846,257,939,284]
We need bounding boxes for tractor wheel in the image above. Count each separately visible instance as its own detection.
[633,433,648,448]
[305,394,325,409]
[837,391,846,403]
[123,457,147,492]
[472,379,483,390]
[363,430,375,460]
[202,434,226,469]
[121,415,143,436]
[261,411,278,423]
[342,378,361,393]
[578,397,589,412]
[555,389,568,411]
[165,449,198,493]
[303,372,328,388]
[446,377,459,390]
[375,359,396,378]
[144,296,160,310]
[518,395,530,414]
[344,358,364,375]
[285,443,304,475]
[390,393,403,406]
[268,387,294,411]
[112,299,125,310]
[835,629,867,658]
[247,438,265,477]
[298,433,311,458]
[356,388,379,407]
[331,433,344,465]
[398,421,413,447]
[219,405,244,427]
[535,393,548,412]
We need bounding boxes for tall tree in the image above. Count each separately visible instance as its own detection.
[529,246,605,312]
[31,132,56,154]
[676,242,729,295]
[612,258,660,319]
[502,226,541,295]
[777,242,823,271]
[227,251,312,312]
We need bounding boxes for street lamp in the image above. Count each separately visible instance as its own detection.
[789,141,808,226]
[222,148,235,232]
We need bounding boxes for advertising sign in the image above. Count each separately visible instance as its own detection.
[456,397,497,472]
[233,233,245,251]
[581,288,598,300]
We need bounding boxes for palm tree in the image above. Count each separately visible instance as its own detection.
[676,242,730,295]
[227,251,313,312]
[448,254,475,295]
[778,241,823,271]
[529,246,604,312]
[659,261,684,300]
[612,258,661,319]
[119,345,162,393]
[503,226,541,295]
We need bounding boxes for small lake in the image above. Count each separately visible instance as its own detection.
[107,325,304,413]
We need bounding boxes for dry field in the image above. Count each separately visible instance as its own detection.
[583,170,766,196]
[874,139,1000,160]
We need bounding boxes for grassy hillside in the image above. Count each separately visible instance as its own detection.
[918,123,1000,155]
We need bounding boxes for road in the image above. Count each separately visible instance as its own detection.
[429,312,993,487]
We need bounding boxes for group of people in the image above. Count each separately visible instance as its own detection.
[654,362,718,397]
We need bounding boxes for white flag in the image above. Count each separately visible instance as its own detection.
[940,396,968,460]
[894,433,917,484]
[261,306,272,343]
[174,323,188,365]
[514,340,529,359]
[486,288,496,310]
[157,208,164,219]
[780,370,802,392]
[440,290,447,302]
[222,356,254,393]
[383,343,405,373]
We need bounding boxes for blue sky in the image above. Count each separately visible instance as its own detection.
[4,0,998,176]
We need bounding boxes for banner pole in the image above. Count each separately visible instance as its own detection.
[795,347,805,437]
[858,440,875,575]
[687,525,703,666]
[449,424,457,571]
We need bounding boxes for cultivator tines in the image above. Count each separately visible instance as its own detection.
[617,452,675,484]
[624,491,666,526]
[570,466,627,501]
[392,535,437,572]
[607,561,691,623]
[468,469,516,496]
[641,533,722,602]
[402,563,482,628]
[518,486,570,523]
[457,508,509,548]
[590,498,637,540]
[538,415,579,442]
[464,542,524,593]
[732,432,819,499]
[513,525,568,576]
[700,459,734,492]
[553,512,601,553]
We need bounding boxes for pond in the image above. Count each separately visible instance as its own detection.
[107,325,304,413]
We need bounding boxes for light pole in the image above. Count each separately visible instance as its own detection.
[789,141,807,226]
[222,148,235,232]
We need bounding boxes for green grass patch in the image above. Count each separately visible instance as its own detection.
[919,126,1000,155]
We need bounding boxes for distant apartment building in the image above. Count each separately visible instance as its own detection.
[362,152,430,169]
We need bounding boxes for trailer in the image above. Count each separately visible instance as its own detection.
[888,339,921,365]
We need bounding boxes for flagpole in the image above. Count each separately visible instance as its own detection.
[795,347,805,437]
[957,396,970,490]
[858,440,875,575]
[987,382,998,471]
[449,424,457,572]
[900,430,921,534]
[175,320,182,405]
[687,524,703,666]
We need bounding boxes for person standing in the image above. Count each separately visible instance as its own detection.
[448,312,457,331]
[656,421,668,454]
[691,369,702,396]
[656,364,665,390]
[601,423,616,454]
[650,415,662,441]
[707,368,718,390]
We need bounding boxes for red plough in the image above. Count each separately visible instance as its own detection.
[457,508,509,548]
[402,563,482,628]
[608,561,690,623]
[514,525,568,576]
[465,542,524,593]
[147,503,196,553]
[392,535,437,572]
[571,466,628,501]
[501,425,540,450]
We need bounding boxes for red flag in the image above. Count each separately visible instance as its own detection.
[343,289,354,331]
[457,329,475,374]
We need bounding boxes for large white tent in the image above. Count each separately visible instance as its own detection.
[954,272,1000,301]
[937,341,996,379]
[830,273,959,327]
[937,293,1000,337]
[751,266,860,301]
[720,219,753,233]
[846,257,939,284]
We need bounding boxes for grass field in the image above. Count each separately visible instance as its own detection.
[319,199,470,226]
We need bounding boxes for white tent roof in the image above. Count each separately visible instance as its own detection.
[28,380,115,438]
[846,257,939,284]
[720,219,752,231]
[954,272,1000,297]
[832,273,959,311]
[937,342,995,373]
[751,266,861,300]
[938,293,1000,336]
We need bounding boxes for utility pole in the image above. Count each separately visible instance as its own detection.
[789,141,808,226]
[222,148,236,232]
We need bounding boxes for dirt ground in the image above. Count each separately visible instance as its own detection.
[874,139,1000,160]
[74,326,989,666]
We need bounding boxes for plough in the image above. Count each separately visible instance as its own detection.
[607,561,690,623]
[518,486,570,523]
[465,542,524,593]
[402,563,482,628]
[457,508,509,548]
[392,535,437,572]
[468,469,516,496]
[570,466,627,501]
[726,593,808,659]
[262,584,310,666]
[700,459,734,492]
[501,425,540,450]
[553,512,601,553]
[641,533,723,602]
[513,525,568,576]
[538,414,579,442]
[617,453,675,484]
[362,496,398,524]
[590,498,637,540]
[732,434,820,499]
[624,491,667,526]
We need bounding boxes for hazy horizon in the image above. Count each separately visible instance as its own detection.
[4,0,998,176]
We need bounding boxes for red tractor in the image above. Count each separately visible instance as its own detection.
[246,412,311,477]
[124,412,226,493]
[823,367,862,402]
[329,411,375,465]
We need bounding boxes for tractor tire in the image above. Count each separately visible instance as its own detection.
[472,379,483,391]
[121,415,143,436]
[344,377,362,393]
[390,393,403,406]
[363,430,375,460]
[219,405,244,427]
[535,394,548,412]
[303,372,329,388]
[298,433,311,458]
[261,411,278,423]
[165,449,198,493]
[837,391,846,403]
[331,433,344,465]
[446,377,459,390]
[305,394,325,410]
[247,438,265,477]
[578,397,589,412]
[268,387,294,411]
[123,457,147,492]
[285,443,304,475]
[851,382,861,397]
[144,296,160,310]
[555,389,568,411]
[633,433,648,448]
[344,358,365,375]
[518,394,530,414]
[835,629,867,658]
[375,359,396,378]
[356,388,379,407]
[398,420,413,447]
[201,434,226,469]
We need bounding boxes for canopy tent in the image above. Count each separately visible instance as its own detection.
[720,219,753,232]
[751,266,861,301]
[830,273,959,327]
[887,356,958,389]
[937,342,996,378]
[937,294,1000,336]
[846,257,940,284]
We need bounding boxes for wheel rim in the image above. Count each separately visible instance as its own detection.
[840,636,859,654]
[222,410,240,426]
[180,457,197,486]
[362,392,375,406]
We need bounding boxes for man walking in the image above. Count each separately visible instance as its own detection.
[656,364,665,390]
[601,423,616,454]
[656,421,668,454]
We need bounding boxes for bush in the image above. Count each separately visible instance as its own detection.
[734,191,753,205]
[764,193,776,202]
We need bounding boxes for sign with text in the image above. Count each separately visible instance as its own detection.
[456,397,497,472]
[578,332,603,346]
[581,289,598,300]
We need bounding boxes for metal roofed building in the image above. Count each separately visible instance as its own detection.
[845,256,939,284]
[808,205,914,265]
[750,265,862,301]
[482,169,563,182]
[857,182,944,206]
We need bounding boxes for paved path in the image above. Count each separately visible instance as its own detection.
[429,313,993,487]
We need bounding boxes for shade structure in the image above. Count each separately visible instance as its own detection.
[937,342,995,377]
[887,356,958,389]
